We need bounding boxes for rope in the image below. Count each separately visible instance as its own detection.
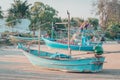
[71,52,94,56]
[104,51,120,54]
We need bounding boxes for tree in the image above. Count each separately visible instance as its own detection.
[93,0,120,29]
[105,23,120,39]
[0,6,3,18]
[29,2,45,36]
[5,14,17,32]
[75,18,84,27]
[93,0,120,39]
[9,0,31,18]
[88,18,99,30]
[62,17,84,27]
[48,17,65,31]
[29,2,58,36]
[5,0,31,33]
[71,18,79,27]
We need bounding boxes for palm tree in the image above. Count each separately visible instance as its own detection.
[9,0,31,18]
[6,0,31,32]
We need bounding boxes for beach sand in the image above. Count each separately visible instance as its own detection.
[0,43,120,80]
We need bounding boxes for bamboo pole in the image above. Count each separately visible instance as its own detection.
[67,11,71,55]
[51,22,54,39]
[38,25,41,54]
[38,22,49,54]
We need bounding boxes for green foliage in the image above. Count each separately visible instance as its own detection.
[88,18,99,30]
[6,15,16,27]
[6,14,21,32]
[93,0,120,29]
[5,0,30,32]
[71,18,78,27]
[41,5,58,22]
[62,17,84,27]
[105,23,120,39]
[0,6,3,18]
[53,17,65,29]
[29,2,58,35]
[8,0,31,18]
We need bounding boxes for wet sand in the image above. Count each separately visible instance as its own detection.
[0,43,120,80]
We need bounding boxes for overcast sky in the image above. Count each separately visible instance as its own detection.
[0,0,97,19]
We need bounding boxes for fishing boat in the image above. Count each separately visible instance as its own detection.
[42,37,102,51]
[18,11,105,72]
[42,13,102,51]
[18,43,105,72]
[10,35,42,41]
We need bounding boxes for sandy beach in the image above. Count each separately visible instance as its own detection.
[0,43,120,80]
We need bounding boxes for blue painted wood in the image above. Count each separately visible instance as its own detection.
[18,43,105,72]
[42,37,102,51]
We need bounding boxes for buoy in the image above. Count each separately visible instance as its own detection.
[94,45,103,55]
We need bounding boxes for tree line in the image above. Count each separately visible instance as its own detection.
[93,0,120,39]
[0,0,120,39]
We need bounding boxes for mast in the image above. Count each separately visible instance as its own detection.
[67,10,71,55]
[38,24,41,54]
[51,22,54,39]
[38,22,49,54]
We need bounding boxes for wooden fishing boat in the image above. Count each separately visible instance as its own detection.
[10,35,42,41]
[18,11,105,72]
[18,43,105,72]
[42,37,102,51]
[42,13,102,51]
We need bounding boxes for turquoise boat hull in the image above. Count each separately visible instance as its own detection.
[18,43,105,72]
[42,37,102,51]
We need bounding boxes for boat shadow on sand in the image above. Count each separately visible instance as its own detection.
[99,69,120,76]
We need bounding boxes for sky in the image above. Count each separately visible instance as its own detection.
[0,0,97,19]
